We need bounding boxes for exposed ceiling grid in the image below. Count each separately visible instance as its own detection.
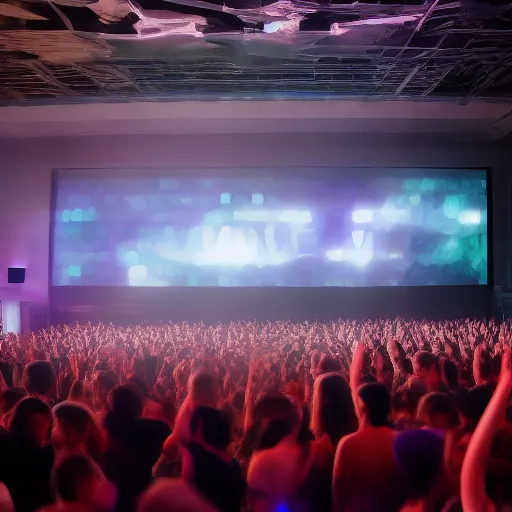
[0,0,511,104]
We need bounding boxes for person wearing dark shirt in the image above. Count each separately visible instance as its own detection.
[183,406,245,512]
[0,397,54,512]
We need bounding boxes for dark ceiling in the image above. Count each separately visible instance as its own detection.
[1,0,512,104]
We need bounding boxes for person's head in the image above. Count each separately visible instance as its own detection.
[413,351,441,390]
[9,396,51,444]
[68,380,92,407]
[317,356,342,376]
[52,402,104,462]
[356,383,390,428]
[0,386,27,415]
[417,392,459,430]
[460,384,494,430]
[252,393,302,451]
[476,351,496,385]
[312,373,357,445]
[52,454,116,512]
[109,385,144,420]
[391,389,419,429]
[92,371,116,411]
[189,370,217,408]
[440,357,459,391]
[394,429,445,505]
[190,407,232,452]
[22,361,56,398]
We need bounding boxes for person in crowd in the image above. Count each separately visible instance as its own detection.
[394,429,447,512]
[163,370,217,456]
[416,392,459,430]
[246,393,310,511]
[52,401,105,463]
[333,383,403,512]
[0,318,510,512]
[39,454,116,512]
[182,406,244,512]
[68,380,93,408]
[23,361,56,405]
[409,351,443,394]
[0,386,27,431]
[0,397,54,512]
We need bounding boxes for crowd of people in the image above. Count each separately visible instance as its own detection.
[0,318,510,512]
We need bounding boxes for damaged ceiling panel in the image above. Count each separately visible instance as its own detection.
[0,0,512,103]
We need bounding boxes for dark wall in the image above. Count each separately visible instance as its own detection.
[49,285,491,324]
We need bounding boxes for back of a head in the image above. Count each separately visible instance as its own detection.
[52,454,99,503]
[461,384,494,427]
[254,393,301,450]
[110,385,144,420]
[414,351,439,374]
[313,373,356,445]
[318,356,342,376]
[54,401,95,435]
[393,429,445,503]
[53,401,103,461]
[23,361,56,396]
[417,392,459,430]
[190,407,231,451]
[95,372,117,395]
[139,479,217,512]
[357,383,391,427]
[440,358,459,391]
[9,396,50,440]
[189,371,217,407]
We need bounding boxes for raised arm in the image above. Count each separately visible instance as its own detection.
[350,342,365,402]
[461,346,511,512]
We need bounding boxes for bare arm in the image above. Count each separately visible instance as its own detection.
[473,344,485,386]
[461,347,511,512]
[350,342,365,403]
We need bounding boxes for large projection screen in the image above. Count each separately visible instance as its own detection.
[51,168,488,287]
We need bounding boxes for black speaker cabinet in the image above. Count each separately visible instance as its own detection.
[8,268,25,284]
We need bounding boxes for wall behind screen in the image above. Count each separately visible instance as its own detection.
[0,133,510,303]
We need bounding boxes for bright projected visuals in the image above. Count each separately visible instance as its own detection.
[52,169,488,287]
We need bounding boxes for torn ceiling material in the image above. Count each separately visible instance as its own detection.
[0,0,512,104]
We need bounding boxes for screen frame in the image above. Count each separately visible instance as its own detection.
[49,166,493,289]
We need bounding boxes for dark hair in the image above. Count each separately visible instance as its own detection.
[417,392,459,429]
[54,402,104,462]
[318,357,342,375]
[190,407,231,450]
[239,393,300,457]
[95,372,116,393]
[52,454,100,502]
[314,373,357,445]
[105,385,143,442]
[461,384,494,426]
[441,358,459,391]
[9,397,50,439]
[0,386,27,414]
[358,383,390,427]
[415,352,439,373]
[110,385,144,419]
[22,361,56,396]
[394,429,444,501]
